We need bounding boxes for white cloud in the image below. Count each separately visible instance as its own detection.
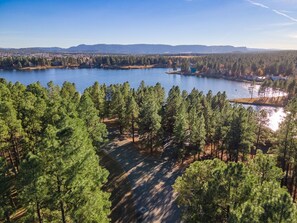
[246,0,269,9]
[279,10,294,14]
[272,9,297,22]
[246,0,297,23]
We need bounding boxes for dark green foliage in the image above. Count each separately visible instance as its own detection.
[0,80,110,222]
[125,93,139,142]
[1,77,295,222]
[174,154,297,223]
[188,107,206,159]
[173,101,189,160]
[138,89,162,154]
[86,81,106,118]
[163,86,182,135]
[78,92,107,147]
[226,106,257,162]
[275,97,297,198]
[103,82,258,162]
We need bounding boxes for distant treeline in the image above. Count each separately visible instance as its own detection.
[196,51,297,77]
[0,55,169,69]
[1,51,297,77]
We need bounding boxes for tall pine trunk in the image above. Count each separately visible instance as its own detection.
[284,163,290,187]
[4,210,11,223]
[7,150,18,175]
[293,183,297,202]
[235,148,239,163]
[150,132,153,154]
[60,200,66,223]
[11,135,21,171]
[281,120,291,186]
[132,116,135,143]
[57,176,66,223]
[36,201,42,223]
[255,124,262,157]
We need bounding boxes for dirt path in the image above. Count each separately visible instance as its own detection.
[99,151,136,223]
[103,123,182,223]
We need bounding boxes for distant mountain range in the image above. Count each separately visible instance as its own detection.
[0,44,267,55]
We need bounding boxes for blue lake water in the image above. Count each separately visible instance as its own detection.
[0,68,256,99]
[0,68,284,130]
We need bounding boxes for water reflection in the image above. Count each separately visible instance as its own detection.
[254,106,286,131]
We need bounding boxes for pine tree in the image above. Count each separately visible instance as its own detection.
[19,153,47,223]
[138,93,161,154]
[174,155,297,223]
[0,100,24,174]
[173,102,189,162]
[125,93,139,143]
[87,81,106,119]
[78,92,107,148]
[276,97,297,189]
[226,107,256,162]
[188,107,206,160]
[163,86,182,136]
[110,86,126,134]
[0,80,112,223]
[41,116,110,222]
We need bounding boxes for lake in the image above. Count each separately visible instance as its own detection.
[0,68,285,130]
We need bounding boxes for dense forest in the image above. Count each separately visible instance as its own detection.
[1,51,297,77]
[0,78,297,222]
[173,96,297,222]
[174,155,297,222]
[0,80,110,222]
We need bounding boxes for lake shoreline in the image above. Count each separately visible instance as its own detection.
[10,64,166,71]
[229,96,287,108]
[0,66,263,85]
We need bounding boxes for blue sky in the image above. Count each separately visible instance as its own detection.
[0,0,297,49]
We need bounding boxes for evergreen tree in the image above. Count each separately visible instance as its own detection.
[138,93,161,154]
[226,107,256,162]
[87,81,106,119]
[19,153,47,223]
[0,80,111,222]
[163,86,182,136]
[41,116,110,223]
[173,102,189,162]
[0,157,14,223]
[277,97,297,188]
[188,107,206,160]
[78,92,107,148]
[174,155,297,223]
[0,100,24,174]
[125,93,139,143]
[110,86,126,134]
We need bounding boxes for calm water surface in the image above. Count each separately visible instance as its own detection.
[0,68,256,98]
[0,68,284,130]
